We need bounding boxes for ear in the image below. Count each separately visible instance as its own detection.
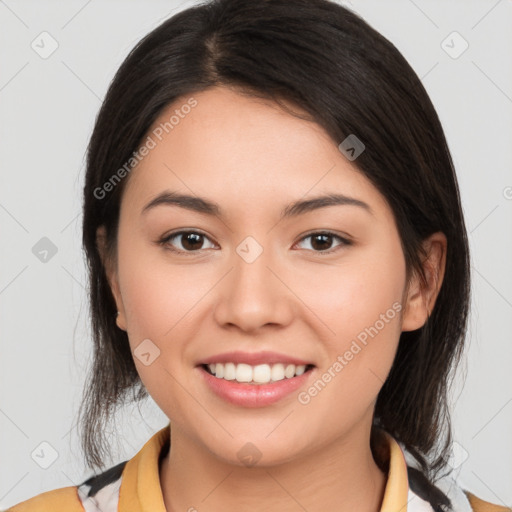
[401,232,447,332]
[96,225,127,331]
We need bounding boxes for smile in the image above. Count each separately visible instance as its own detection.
[203,362,314,384]
[197,363,316,408]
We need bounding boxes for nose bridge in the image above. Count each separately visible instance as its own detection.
[232,234,279,306]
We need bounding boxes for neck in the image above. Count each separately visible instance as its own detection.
[159,422,387,512]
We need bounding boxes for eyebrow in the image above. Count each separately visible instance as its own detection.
[141,191,373,219]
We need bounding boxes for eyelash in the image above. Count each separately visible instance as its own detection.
[157,230,352,255]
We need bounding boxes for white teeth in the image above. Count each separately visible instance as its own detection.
[235,363,253,382]
[206,362,308,384]
[284,364,296,378]
[271,363,285,381]
[253,364,271,383]
[295,364,306,376]
[224,362,236,380]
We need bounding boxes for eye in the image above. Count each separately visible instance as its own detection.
[295,231,352,254]
[158,229,352,255]
[158,230,216,253]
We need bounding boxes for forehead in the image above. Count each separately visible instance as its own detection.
[121,86,391,222]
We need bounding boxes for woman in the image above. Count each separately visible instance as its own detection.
[8,0,508,511]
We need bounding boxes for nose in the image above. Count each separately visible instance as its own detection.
[213,242,294,333]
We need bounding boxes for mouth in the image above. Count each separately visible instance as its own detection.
[197,361,317,407]
[200,362,316,385]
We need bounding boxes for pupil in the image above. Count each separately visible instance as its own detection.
[312,234,331,250]
[183,233,202,250]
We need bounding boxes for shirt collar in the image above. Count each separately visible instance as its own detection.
[379,429,410,512]
[118,423,409,512]
[118,424,169,512]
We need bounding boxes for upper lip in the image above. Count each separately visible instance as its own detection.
[199,351,315,367]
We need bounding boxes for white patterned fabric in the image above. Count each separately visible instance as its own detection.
[78,478,121,512]
[400,441,473,512]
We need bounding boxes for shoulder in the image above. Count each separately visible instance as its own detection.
[6,486,85,512]
[407,464,510,512]
[407,467,510,512]
[6,425,169,512]
[465,491,511,512]
[6,460,128,512]
[394,435,509,512]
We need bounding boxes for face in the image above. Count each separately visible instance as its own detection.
[100,85,443,467]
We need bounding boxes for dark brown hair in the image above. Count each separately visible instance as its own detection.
[78,0,470,504]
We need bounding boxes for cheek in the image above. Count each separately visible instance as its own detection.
[295,297,403,438]
[115,244,205,419]
[115,240,221,406]
[292,244,406,346]
[117,239,211,341]
[292,243,405,412]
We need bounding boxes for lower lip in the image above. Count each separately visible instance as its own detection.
[197,365,315,408]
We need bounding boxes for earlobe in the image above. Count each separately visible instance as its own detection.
[96,226,127,331]
[115,310,126,331]
[401,232,447,332]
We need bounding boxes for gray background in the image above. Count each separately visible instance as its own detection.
[1,0,511,509]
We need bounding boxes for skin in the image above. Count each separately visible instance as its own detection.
[98,85,446,512]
